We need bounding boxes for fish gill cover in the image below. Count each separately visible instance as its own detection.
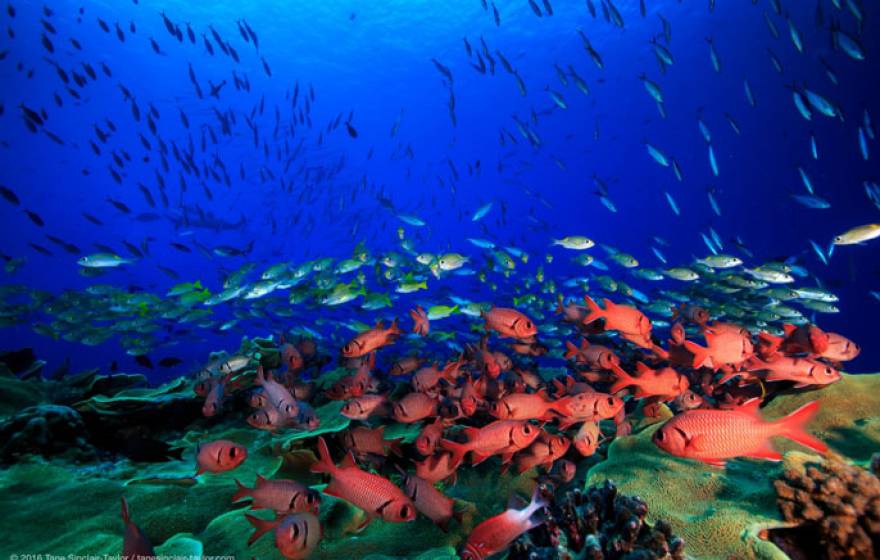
[0,0,879,559]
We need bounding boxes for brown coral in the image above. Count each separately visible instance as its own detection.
[772,455,880,560]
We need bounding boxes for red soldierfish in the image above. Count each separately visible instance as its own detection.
[459,487,548,560]
[202,373,230,417]
[582,295,653,349]
[245,511,322,559]
[195,439,247,475]
[121,497,155,559]
[515,431,570,473]
[610,362,690,401]
[399,470,461,531]
[572,421,602,456]
[482,306,538,340]
[341,319,402,358]
[653,399,827,467]
[440,420,540,466]
[489,391,571,421]
[672,304,710,325]
[341,426,402,459]
[233,475,321,514]
[819,332,860,362]
[416,418,445,456]
[553,389,624,429]
[280,338,304,372]
[392,391,438,423]
[684,322,754,370]
[563,339,619,370]
[255,366,299,418]
[341,394,388,420]
[555,295,587,323]
[410,306,430,336]
[414,450,461,484]
[310,436,415,527]
[746,356,841,387]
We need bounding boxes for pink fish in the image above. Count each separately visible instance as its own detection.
[410,306,430,336]
[653,399,826,467]
[610,362,690,401]
[310,436,415,528]
[245,512,322,559]
[460,487,547,560]
[341,319,402,358]
[414,451,461,484]
[746,356,840,387]
[515,432,570,473]
[195,439,247,475]
[582,296,653,349]
[232,475,320,514]
[341,394,389,420]
[415,418,445,456]
[440,420,539,466]
[489,390,571,421]
[399,470,461,531]
[392,391,438,423]
[482,306,538,340]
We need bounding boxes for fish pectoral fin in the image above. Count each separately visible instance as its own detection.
[698,458,727,469]
[355,513,375,532]
[746,443,783,462]
[322,480,345,500]
[471,452,492,466]
[684,433,708,452]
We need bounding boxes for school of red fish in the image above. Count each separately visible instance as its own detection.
[121,298,859,559]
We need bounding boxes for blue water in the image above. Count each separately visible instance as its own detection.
[0,0,878,376]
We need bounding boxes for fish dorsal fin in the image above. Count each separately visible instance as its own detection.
[782,324,797,337]
[341,450,357,469]
[602,298,614,309]
[535,388,548,400]
[375,320,384,329]
[738,398,763,417]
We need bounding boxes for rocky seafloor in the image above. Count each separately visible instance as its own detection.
[1,343,878,560]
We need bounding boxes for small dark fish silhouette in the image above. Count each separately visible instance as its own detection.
[158,357,182,368]
[24,209,45,227]
[135,355,154,369]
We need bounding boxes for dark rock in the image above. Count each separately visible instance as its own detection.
[0,404,98,462]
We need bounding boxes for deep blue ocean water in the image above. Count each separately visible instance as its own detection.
[1,0,878,378]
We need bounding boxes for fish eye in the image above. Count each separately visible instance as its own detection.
[607,397,614,406]
[229,447,237,457]
[825,367,833,376]
[523,425,532,434]
[400,505,412,518]
[292,523,300,539]
[655,430,664,441]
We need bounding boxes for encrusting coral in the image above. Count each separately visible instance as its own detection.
[773,454,880,560]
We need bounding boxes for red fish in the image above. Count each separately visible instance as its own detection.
[746,356,841,387]
[552,389,624,429]
[341,394,389,420]
[414,450,461,484]
[280,336,305,372]
[818,332,860,362]
[341,426,402,459]
[392,391,438,423]
[341,319,402,358]
[440,420,539,466]
[121,497,154,559]
[390,355,422,376]
[245,511,322,559]
[255,366,299,417]
[582,295,653,349]
[416,418,445,456]
[410,306,429,336]
[653,399,827,467]
[758,323,829,356]
[515,431,570,473]
[460,487,547,560]
[247,405,290,431]
[572,421,602,456]
[482,306,538,340]
[610,362,689,401]
[563,338,619,370]
[489,390,571,421]
[399,470,461,531]
[233,475,320,514]
[195,439,247,475]
[310,436,415,527]
[672,304,710,325]
[684,322,754,370]
[555,295,587,323]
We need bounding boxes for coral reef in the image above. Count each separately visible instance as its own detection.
[0,404,97,462]
[771,453,880,560]
[509,480,686,560]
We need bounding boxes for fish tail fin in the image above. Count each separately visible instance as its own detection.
[582,295,604,325]
[439,439,467,466]
[554,294,566,315]
[609,364,634,394]
[389,317,402,336]
[120,496,131,524]
[776,400,827,454]
[245,513,277,546]
[231,478,251,503]
[683,340,710,369]
[310,436,336,474]
[563,340,580,360]
[524,486,549,530]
